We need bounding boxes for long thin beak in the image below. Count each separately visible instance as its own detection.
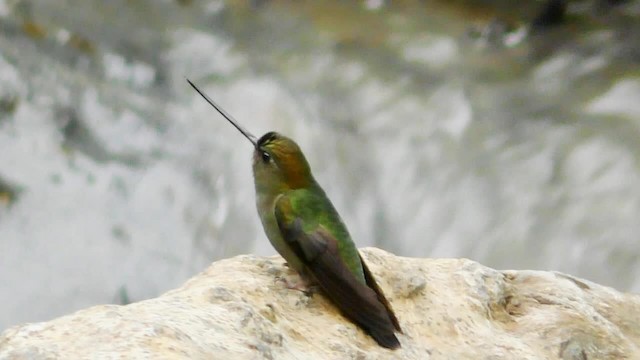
[187,79,258,147]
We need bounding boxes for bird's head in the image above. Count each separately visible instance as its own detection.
[187,79,314,194]
[252,132,312,192]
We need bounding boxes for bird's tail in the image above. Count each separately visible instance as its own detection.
[304,244,402,349]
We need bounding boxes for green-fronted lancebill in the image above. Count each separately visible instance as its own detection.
[187,79,402,349]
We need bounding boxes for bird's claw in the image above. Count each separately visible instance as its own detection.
[274,276,318,296]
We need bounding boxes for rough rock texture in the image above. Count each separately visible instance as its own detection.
[1,248,639,359]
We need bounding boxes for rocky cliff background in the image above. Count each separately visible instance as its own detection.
[1,0,640,330]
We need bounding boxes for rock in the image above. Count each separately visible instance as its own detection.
[1,248,639,359]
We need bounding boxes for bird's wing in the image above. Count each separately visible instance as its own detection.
[359,253,403,333]
[274,193,400,349]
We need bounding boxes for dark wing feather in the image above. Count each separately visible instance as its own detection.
[275,205,400,349]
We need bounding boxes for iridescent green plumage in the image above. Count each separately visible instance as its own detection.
[253,133,363,280]
[188,80,402,349]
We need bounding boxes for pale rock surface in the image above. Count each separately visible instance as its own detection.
[1,248,639,360]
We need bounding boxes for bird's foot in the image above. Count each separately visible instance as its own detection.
[274,276,319,297]
[301,284,320,297]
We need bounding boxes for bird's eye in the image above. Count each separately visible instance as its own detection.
[261,151,271,163]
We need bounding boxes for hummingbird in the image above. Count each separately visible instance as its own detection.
[188,79,402,349]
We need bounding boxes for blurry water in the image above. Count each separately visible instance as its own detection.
[1,0,640,329]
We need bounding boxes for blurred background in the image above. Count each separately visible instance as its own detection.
[1,0,639,330]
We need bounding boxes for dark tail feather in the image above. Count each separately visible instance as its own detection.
[359,253,403,333]
[369,328,401,349]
